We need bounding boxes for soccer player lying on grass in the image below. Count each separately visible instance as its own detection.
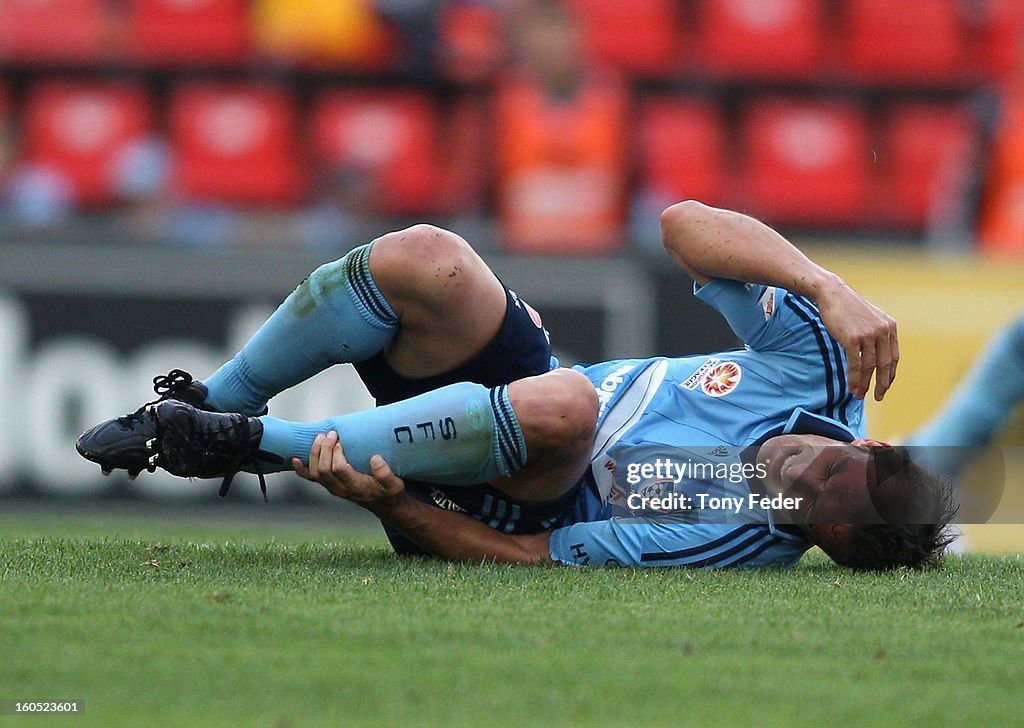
[77,201,956,571]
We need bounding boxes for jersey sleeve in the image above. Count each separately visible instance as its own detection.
[695,279,845,360]
[548,519,804,569]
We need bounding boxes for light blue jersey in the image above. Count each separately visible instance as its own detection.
[548,278,866,568]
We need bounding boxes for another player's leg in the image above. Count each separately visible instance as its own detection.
[84,368,597,503]
[908,312,1024,477]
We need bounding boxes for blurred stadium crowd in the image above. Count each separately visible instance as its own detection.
[1,0,1024,254]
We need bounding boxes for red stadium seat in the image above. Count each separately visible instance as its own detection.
[879,103,977,228]
[637,98,727,206]
[696,0,826,80]
[0,0,107,63]
[962,0,1024,82]
[23,82,151,206]
[127,0,249,65]
[170,84,305,205]
[842,0,963,83]
[740,98,870,226]
[567,0,681,77]
[310,90,441,214]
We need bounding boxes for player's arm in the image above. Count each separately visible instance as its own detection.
[293,431,552,564]
[660,200,898,401]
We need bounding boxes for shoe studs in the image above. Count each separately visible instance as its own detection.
[101,466,113,476]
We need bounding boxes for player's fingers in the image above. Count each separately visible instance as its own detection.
[292,457,310,480]
[846,338,864,399]
[874,321,899,401]
[873,335,894,402]
[369,454,404,495]
[858,335,877,401]
[890,324,901,386]
[317,431,337,478]
[330,436,350,474]
[307,433,326,480]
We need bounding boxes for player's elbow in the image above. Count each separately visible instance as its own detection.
[660,200,712,281]
[660,200,710,241]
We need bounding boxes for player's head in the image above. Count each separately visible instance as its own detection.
[758,435,958,570]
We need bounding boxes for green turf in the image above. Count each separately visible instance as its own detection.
[1,516,1022,727]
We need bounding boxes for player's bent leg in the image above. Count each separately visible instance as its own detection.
[200,223,506,414]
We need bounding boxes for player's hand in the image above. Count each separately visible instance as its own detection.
[292,431,406,505]
[815,278,899,401]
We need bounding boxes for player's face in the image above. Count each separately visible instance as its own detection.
[756,435,885,525]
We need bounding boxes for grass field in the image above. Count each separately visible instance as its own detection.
[1,511,1022,728]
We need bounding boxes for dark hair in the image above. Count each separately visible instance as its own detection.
[822,448,960,571]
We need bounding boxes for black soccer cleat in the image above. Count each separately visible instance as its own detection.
[76,406,160,479]
[76,368,214,479]
[77,400,282,500]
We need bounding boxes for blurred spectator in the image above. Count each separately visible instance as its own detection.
[978,12,1024,254]
[493,0,628,253]
[110,132,249,248]
[0,89,11,199]
[375,0,443,77]
[436,1,509,84]
[295,165,381,251]
[2,162,76,228]
[252,0,396,70]
[0,90,75,228]
[110,133,174,240]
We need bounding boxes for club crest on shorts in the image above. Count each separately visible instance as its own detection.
[700,361,742,397]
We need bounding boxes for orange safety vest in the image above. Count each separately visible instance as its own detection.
[494,71,628,253]
[980,91,1024,255]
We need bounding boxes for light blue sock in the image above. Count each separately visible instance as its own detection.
[909,313,1024,476]
[203,243,397,414]
[257,382,527,485]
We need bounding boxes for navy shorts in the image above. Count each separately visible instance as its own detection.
[353,286,579,555]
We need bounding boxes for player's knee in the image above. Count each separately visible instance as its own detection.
[369,224,478,302]
[511,370,598,457]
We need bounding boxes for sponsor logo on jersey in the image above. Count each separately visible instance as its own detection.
[707,445,730,457]
[595,363,635,416]
[701,361,742,397]
[758,286,776,321]
[430,487,468,513]
[682,357,721,390]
